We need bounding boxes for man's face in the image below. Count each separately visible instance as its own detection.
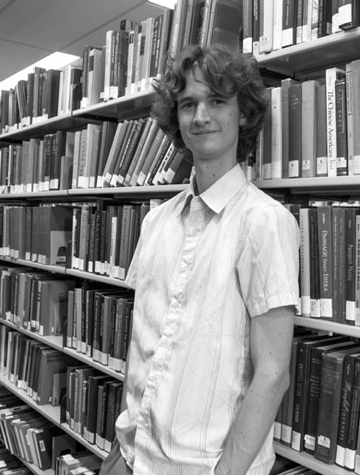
[177,66,241,165]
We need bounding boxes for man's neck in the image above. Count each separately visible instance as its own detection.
[193,157,238,195]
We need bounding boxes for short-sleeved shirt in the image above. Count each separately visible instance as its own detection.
[115,164,300,475]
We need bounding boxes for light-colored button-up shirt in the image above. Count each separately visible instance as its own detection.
[116,164,300,475]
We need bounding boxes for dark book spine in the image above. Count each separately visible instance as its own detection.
[335,79,348,176]
[345,208,357,325]
[315,353,348,464]
[345,357,360,469]
[336,353,358,466]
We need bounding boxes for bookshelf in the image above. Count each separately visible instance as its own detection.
[0,3,359,475]
[253,20,360,475]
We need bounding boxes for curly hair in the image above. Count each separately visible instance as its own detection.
[151,43,268,162]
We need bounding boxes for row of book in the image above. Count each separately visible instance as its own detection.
[1,1,358,135]
[0,266,134,370]
[0,204,72,265]
[243,0,359,56]
[0,326,77,405]
[0,0,243,134]
[64,365,123,453]
[0,330,124,455]
[0,439,31,474]
[274,330,360,473]
[257,59,360,180]
[0,118,191,194]
[65,283,134,374]
[0,9,174,132]
[70,200,155,280]
[0,386,101,473]
[290,202,360,325]
[0,198,167,281]
[0,266,75,337]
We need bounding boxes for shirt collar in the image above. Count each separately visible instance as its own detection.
[179,164,248,215]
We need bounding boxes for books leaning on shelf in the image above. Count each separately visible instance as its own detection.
[274,332,360,473]
[0,120,191,192]
[256,58,360,179]
[0,328,77,404]
[287,201,360,326]
[0,386,93,472]
[63,365,123,453]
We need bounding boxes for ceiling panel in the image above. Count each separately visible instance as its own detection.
[0,0,167,81]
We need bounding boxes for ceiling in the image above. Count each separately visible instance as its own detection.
[0,0,167,82]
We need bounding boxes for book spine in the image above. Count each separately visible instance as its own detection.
[300,208,311,317]
[288,83,302,178]
[335,78,348,176]
[346,208,357,324]
[317,206,333,319]
[326,67,346,177]
[301,80,317,178]
[345,357,360,470]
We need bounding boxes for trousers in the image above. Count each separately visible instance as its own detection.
[99,437,133,475]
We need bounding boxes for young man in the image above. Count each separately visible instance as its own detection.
[100,44,300,475]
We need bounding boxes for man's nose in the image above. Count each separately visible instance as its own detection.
[193,103,211,124]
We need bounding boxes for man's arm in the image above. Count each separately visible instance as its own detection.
[216,305,295,475]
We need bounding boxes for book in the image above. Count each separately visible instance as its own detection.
[242,0,253,53]
[35,347,75,405]
[129,118,160,186]
[332,206,346,324]
[325,67,346,177]
[345,207,357,324]
[317,205,333,319]
[315,346,360,464]
[299,208,311,317]
[345,353,360,470]
[291,335,334,451]
[100,121,127,187]
[316,82,327,177]
[281,337,304,447]
[261,87,272,180]
[282,0,297,47]
[338,0,360,29]
[304,337,355,454]
[356,213,360,326]
[280,78,299,179]
[39,278,75,336]
[273,0,283,51]
[308,208,321,318]
[96,121,117,187]
[136,127,165,186]
[348,60,360,175]
[114,118,146,186]
[104,380,123,452]
[259,0,274,53]
[270,86,282,179]
[335,78,348,176]
[252,0,260,55]
[301,80,318,178]
[336,351,360,467]
[288,83,302,178]
[206,0,243,50]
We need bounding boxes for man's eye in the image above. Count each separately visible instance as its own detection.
[210,98,224,105]
[180,102,195,110]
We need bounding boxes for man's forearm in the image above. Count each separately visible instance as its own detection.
[215,367,289,475]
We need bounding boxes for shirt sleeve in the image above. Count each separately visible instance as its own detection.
[237,203,300,318]
[124,212,150,289]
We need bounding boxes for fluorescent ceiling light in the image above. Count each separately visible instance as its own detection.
[0,52,80,92]
[148,0,176,9]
